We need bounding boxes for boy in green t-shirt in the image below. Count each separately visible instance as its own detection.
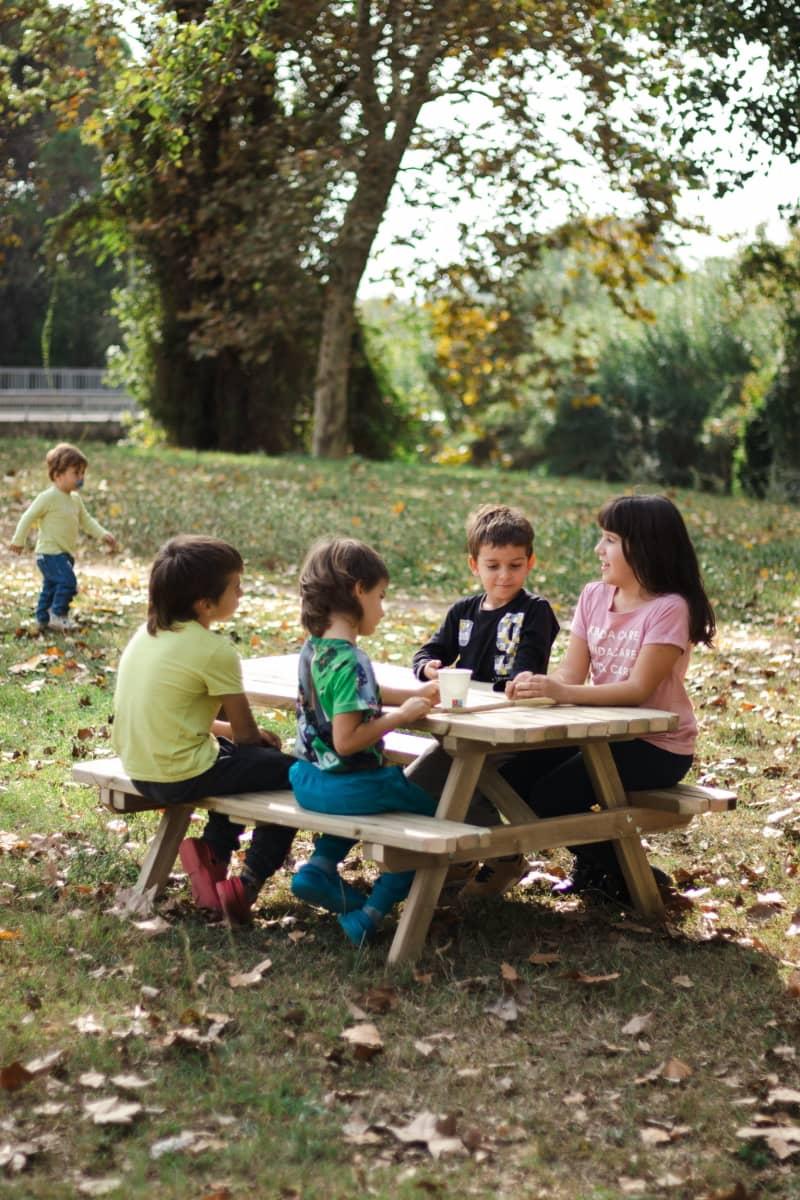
[10,442,118,632]
[113,534,294,925]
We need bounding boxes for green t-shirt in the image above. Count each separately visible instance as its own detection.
[295,636,383,771]
[112,621,243,782]
[11,485,110,555]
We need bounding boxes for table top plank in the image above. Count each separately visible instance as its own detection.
[241,654,678,745]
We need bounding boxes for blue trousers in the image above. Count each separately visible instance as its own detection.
[500,739,693,872]
[36,552,77,623]
[289,758,438,907]
[133,738,295,885]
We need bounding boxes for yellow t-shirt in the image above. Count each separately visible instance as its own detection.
[11,485,110,555]
[112,621,243,783]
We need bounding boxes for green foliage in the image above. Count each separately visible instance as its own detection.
[546,261,777,490]
[0,2,121,365]
[738,223,800,501]
[413,245,783,492]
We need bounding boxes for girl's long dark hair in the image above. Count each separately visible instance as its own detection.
[598,495,715,645]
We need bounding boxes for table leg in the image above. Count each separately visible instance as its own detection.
[134,806,193,897]
[388,747,486,964]
[581,743,664,919]
[478,762,538,824]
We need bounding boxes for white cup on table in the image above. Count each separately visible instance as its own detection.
[437,667,472,709]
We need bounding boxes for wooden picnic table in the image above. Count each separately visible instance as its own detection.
[241,654,682,964]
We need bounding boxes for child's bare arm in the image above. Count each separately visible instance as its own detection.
[380,681,439,706]
[332,694,434,757]
[214,693,267,746]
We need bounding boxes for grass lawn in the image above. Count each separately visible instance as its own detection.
[1,436,799,1200]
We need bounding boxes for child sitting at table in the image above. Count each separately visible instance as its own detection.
[289,537,439,947]
[503,493,716,905]
[112,534,295,925]
[409,503,559,898]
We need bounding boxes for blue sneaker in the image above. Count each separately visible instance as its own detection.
[338,909,378,947]
[291,863,365,914]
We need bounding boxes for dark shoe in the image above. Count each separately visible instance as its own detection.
[291,863,365,914]
[551,860,603,897]
[216,877,254,926]
[179,838,226,910]
[554,862,671,906]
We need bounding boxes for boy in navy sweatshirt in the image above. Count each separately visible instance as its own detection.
[410,503,559,897]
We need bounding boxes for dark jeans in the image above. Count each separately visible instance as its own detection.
[133,738,295,885]
[500,739,693,874]
[36,552,77,623]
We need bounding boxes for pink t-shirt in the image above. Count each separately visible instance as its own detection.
[570,582,696,755]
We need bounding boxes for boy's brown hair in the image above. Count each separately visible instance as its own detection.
[466,503,534,559]
[299,538,388,637]
[147,535,243,634]
[46,442,88,479]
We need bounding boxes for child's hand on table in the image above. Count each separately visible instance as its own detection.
[396,695,434,723]
[506,672,565,703]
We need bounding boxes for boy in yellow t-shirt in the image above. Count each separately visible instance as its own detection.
[10,442,118,632]
[113,535,296,925]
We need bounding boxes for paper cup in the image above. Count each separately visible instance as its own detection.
[437,667,472,709]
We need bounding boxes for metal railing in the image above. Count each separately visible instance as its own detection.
[0,366,138,420]
[0,367,124,392]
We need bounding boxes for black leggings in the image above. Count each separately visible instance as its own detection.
[134,737,295,884]
[500,739,693,873]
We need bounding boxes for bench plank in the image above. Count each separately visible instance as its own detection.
[72,757,492,855]
[628,783,736,814]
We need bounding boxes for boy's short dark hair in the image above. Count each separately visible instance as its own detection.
[46,442,88,479]
[299,538,388,638]
[147,535,243,634]
[466,503,534,558]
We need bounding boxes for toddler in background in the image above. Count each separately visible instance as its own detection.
[10,442,118,632]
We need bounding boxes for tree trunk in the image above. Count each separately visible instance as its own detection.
[311,278,357,458]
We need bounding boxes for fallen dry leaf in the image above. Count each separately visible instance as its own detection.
[500,961,520,983]
[736,1123,800,1160]
[24,1049,65,1076]
[564,971,621,985]
[622,1013,653,1036]
[340,1022,383,1060]
[640,1126,671,1146]
[150,1130,199,1158]
[79,1071,107,1089]
[132,916,172,936]
[661,1057,693,1082]
[228,958,272,988]
[84,1096,143,1125]
[388,1111,466,1159]
[75,1175,123,1196]
[357,985,398,1014]
[484,994,519,1023]
[0,1061,33,1092]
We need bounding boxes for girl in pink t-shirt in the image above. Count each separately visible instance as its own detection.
[503,493,715,904]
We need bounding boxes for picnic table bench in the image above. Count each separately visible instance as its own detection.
[73,656,735,962]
